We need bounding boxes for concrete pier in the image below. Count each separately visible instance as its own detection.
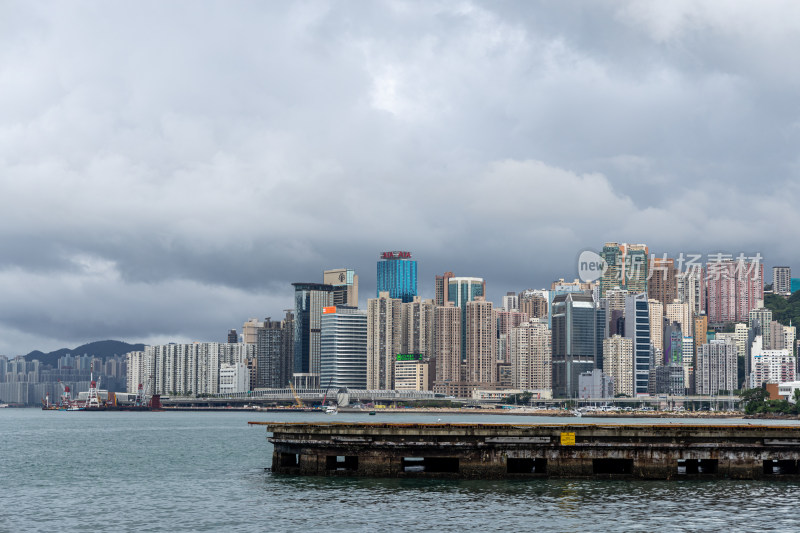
[250,422,800,480]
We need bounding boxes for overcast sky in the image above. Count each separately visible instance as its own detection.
[2,1,800,355]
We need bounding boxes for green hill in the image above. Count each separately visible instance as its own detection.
[24,340,146,367]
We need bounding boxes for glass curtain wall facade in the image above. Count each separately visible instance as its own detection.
[625,293,652,395]
[376,252,417,303]
[551,293,605,398]
[292,283,333,388]
[320,306,367,389]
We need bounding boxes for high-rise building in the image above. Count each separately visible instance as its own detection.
[599,242,649,298]
[707,258,764,323]
[242,318,264,345]
[502,292,519,311]
[320,306,367,389]
[603,334,634,397]
[665,301,692,337]
[448,277,485,306]
[648,299,664,365]
[400,296,435,358]
[464,298,497,384]
[227,329,238,343]
[434,271,454,307]
[605,288,629,313]
[676,270,705,316]
[376,251,417,303]
[496,309,529,364]
[126,351,150,395]
[366,292,402,390]
[647,256,677,306]
[255,318,286,389]
[292,283,334,388]
[281,310,294,381]
[770,321,786,350]
[749,307,773,347]
[681,336,694,386]
[447,277,486,359]
[510,322,551,391]
[696,339,737,395]
[145,342,254,396]
[519,289,548,319]
[394,354,431,391]
[784,324,796,357]
[625,293,651,395]
[323,268,359,307]
[693,314,707,359]
[734,322,750,360]
[773,266,791,296]
[551,293,605,398]
[433,302,461,387]
[750,335,795,388]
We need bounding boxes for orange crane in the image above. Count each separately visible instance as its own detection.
[288,382,303,407]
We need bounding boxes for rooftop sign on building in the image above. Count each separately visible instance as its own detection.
[381,251,412,260]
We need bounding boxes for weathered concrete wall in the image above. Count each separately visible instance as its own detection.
[250,422,800,480]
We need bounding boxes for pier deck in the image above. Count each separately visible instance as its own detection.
[250,422,800,479]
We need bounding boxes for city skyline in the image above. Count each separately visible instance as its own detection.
[3,2,800,355]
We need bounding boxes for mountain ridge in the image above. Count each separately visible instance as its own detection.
[23,340,146,367]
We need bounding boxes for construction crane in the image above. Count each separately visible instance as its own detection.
[288,382,303,407]
[135,375,153,407]
[321,376,334,407]
[58,380,72,408]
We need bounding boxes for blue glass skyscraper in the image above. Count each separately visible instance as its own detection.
[376,251,417,303]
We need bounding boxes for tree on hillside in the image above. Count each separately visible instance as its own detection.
[764,293,800,326]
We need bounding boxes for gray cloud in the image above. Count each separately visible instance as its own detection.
[1,1,799,354]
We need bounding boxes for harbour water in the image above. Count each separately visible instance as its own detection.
[3,409,800,532]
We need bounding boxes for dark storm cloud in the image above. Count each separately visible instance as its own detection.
[2,1,799,354]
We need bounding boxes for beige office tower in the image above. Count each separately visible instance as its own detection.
[323,268,359,307]
[603,335,634,397]
[510,322,551,391]
[465,298,497,384]
[242,318,265,345]
[401,296,435,357]
[605,288,629,313]
[434,302,461,385]
[519,289,548,319]
[694,314,708,359]
[785,325,797,357]
[734,323,750,358]
[366,292,402,390]
[665,301,692,336]
[648,299,664,364]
